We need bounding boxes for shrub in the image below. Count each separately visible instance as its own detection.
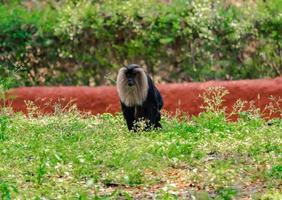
[0,0,281,86]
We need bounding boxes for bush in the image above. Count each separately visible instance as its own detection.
[0,0,281,86]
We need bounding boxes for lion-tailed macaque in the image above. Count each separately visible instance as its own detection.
[117,64,163,131]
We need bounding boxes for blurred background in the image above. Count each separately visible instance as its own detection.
[0,0,281,87]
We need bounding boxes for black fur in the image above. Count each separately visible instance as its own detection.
[119,66,163,131]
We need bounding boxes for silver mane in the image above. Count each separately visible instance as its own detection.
[116,67,149,107]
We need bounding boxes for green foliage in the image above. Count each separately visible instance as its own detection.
[0,87,281,198]
[216,188,238,200]
[0,180,17,200]
[252,0,282,77]
[0,65,23,112]
[0,181,12,200]
[0,0,281,86]
[0,110,281,198]
[0,115,10,141]
[267,165,282,179]
[215,187,238,200]
[36,153,47,185]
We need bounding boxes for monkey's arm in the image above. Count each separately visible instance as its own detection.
[121,102,135,131]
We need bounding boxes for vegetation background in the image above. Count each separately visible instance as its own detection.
[0,0,282,86]
[0,1,282,199]
[0,87,281,199]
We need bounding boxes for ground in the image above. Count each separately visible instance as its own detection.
[0,104,281,199]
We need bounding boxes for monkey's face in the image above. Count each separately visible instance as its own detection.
[125,65,140,87]
[117,64,149,107]
[125,70,137,87]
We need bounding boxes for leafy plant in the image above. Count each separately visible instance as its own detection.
[267,165,282,179]
[0,115,9,141]
[0,0,281,86]
[0,180,17,200]
[36,154,47,185]
[216,187,238,200]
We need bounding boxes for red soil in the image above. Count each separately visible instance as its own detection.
[5,77,282,119]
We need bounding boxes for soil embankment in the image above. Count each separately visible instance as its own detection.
[6,77,282,118]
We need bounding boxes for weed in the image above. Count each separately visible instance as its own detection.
[267,165,282,179]
[36,154,47,185]
[0,180,17,200]
[215,187,238,200]
[0,115,9,141]
[200,86,229,115]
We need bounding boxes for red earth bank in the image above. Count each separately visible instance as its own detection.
[5,77,282,119]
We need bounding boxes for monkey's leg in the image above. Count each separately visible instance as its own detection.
[155,111,162,128]
[121,103,135,131]
[145,106,160,130]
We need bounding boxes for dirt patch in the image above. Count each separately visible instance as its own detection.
[5,77,282,118]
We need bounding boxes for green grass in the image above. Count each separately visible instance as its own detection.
[0,109,281,199]
[0,87,282,199]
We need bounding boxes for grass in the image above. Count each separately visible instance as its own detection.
[0,88,281,199]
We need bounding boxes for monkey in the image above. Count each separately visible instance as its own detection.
[116,64,163,131]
